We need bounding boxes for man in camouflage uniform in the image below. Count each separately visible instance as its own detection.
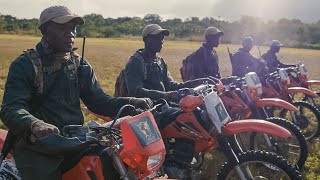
[125,24,215,103]
[231,37,260,77]
[124,24,215,179]
[262,40,295,73]
[183,26,223,80]
[0,6,152,180]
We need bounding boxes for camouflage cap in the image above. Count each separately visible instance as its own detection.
[39,6,84,28]
[204,27,223,37]
[142,24,170,38]
[270,40,284,47]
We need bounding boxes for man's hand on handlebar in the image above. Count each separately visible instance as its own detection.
[129,97,154,109]
[31,121,60,138]
[162,91,181,103]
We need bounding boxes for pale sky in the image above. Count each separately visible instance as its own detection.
[0,0,319,23]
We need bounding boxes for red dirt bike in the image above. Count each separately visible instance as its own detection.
[285,63,320,107]
[0,108,168,180]
[262,68,320,140]
[87,84,302,179]
[218,73,308,169]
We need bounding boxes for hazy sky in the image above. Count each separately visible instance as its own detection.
[0,0,319,23]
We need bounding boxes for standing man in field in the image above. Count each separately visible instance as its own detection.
[262,40,295,73]
[123,24,215,179]
[230,37,260,77]
[180,26,223,81]
[0,6,152,180]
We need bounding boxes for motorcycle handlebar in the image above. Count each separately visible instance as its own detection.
[29,133,98,156]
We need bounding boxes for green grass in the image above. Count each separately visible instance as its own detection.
[0,34,320,179]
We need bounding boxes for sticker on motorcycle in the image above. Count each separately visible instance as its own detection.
[129,116,161,147]
[215,102,228,122]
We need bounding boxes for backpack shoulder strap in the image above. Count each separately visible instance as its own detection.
[24,49,43,93]
[68,52,81,76]
[71,52,81,68]
[132,52,147,80]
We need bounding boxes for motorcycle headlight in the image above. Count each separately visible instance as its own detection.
[147,152,164,170]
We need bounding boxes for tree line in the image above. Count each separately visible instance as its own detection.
[1,13,320,49]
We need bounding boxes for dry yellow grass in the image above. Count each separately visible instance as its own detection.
[1,34,320,97]
[0,34,320,178]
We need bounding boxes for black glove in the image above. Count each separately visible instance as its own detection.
[162,91,181,103]
[30,121,60,138]
[129,98,153,109]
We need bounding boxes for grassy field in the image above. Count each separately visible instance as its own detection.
[0,34,320,179]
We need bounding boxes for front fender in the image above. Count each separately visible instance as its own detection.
[307,80,320,86]
[222,120,292,139]
[256,98,298,111]
[287,87,319,98]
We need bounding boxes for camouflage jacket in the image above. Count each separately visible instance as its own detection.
[262,50,293,73]
[231,48,259,77]
[1,42,131,137]
[125,49,185,100]
[188,45,221,79]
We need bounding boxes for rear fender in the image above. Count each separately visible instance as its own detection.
[256,98,298,111]
[287,87,319,98]
[222,120,292,139]
[307,80,320,86]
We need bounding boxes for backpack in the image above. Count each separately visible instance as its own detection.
[180,52,197,82]
[114,53,147,97]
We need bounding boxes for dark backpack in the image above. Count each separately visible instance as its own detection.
[114,53,147,97]
[180,52,196,82]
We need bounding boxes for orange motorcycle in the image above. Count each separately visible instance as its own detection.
[262,68,320,140]
[218,73,308,169]
[87,84,302,179]
[285,63,320,108]
[0,107,167,180]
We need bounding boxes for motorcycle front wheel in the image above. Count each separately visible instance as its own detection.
[279,101,320,141]
[292,92,320,109]
[249,117,308,169]
[216,150,302,180]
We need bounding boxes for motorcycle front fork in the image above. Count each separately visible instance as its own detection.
[107,139,131,180]
[218,134,252,180]
[290,111,299,124]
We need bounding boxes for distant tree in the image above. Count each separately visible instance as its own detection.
[0,13,319,49]
[143,14,162,24]
[0,15,7,32]
[200,17,219,27]
[174,22,204,38]
[307,24,320,44]
[161,18,182,29]
[115,19,145,36]
[83,14,105,26]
